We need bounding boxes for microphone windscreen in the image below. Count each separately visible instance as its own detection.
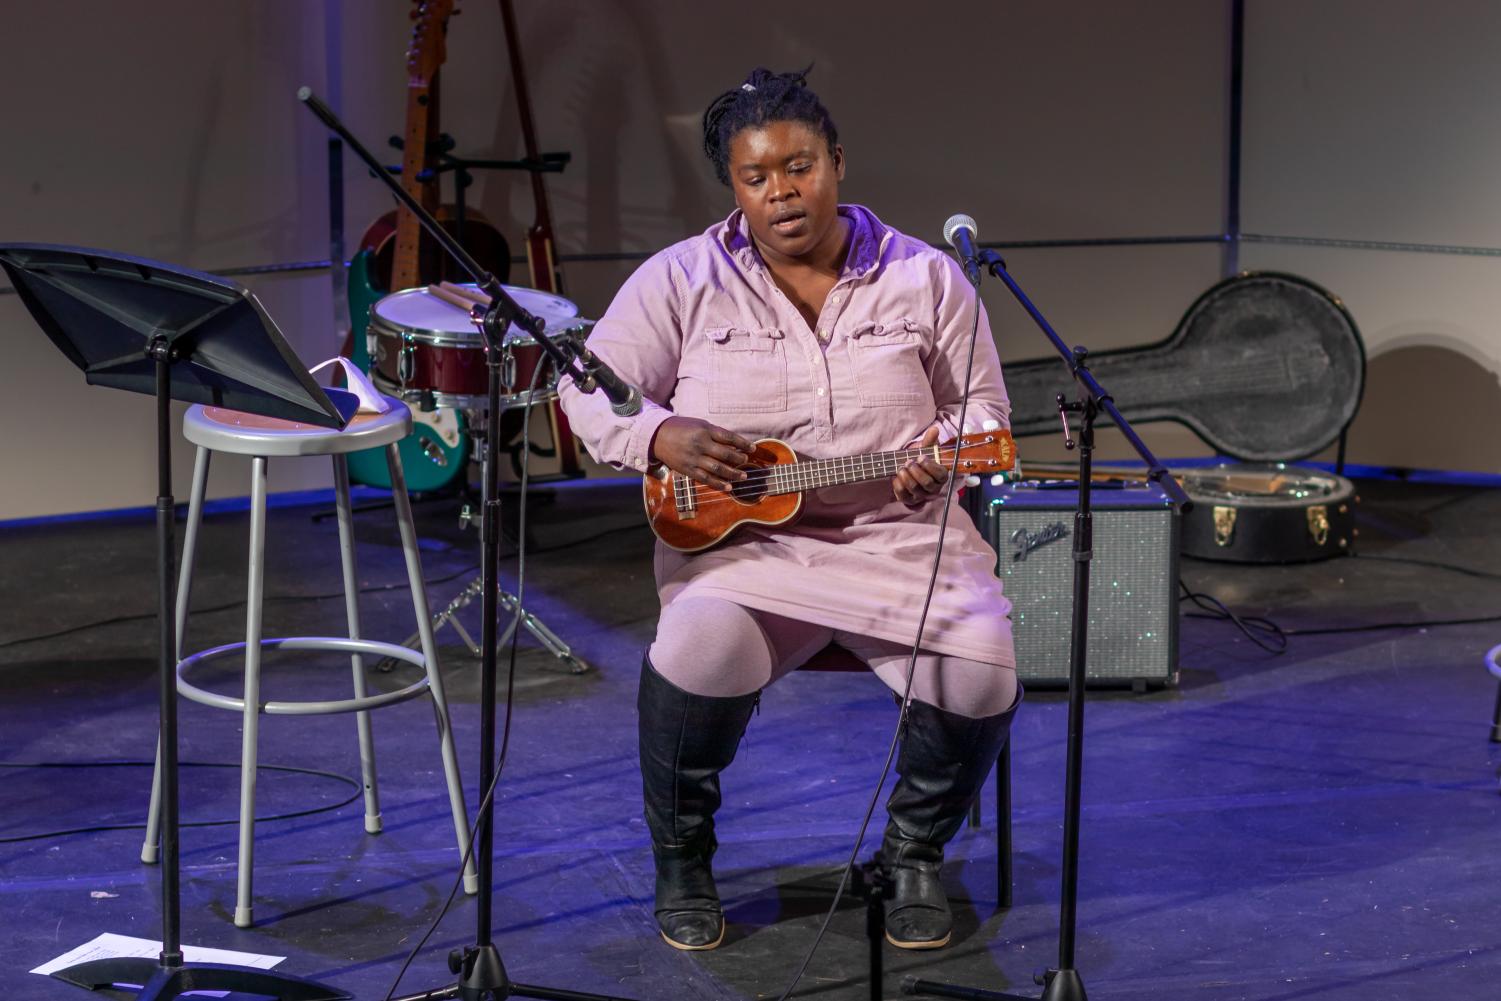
[943,213,978,249]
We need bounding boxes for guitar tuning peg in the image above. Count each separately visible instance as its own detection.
[990,474,1006,486]
[981,419,1001,431]
[965,475,981,488]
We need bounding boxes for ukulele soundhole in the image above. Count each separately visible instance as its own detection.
[730,469,772,505]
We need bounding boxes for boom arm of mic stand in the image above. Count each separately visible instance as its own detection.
[296,86,609,399]
[975,249,1190,509]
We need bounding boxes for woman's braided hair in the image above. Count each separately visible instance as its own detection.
[701,66,839,186]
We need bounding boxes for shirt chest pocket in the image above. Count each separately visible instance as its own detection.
[706,326,788,413]
[846,318,931,407]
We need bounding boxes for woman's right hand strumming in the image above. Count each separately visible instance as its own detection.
[650,417,755,491]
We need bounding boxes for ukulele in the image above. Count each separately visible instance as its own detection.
[644,430,1017,552]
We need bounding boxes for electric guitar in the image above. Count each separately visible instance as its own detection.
[644,430,1017,552]
[344,0,475,492]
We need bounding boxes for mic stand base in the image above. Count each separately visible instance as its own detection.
[903,966,1086,1001]
[54,958,349,1001]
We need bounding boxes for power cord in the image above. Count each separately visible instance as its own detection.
[1179,549,1501,649]
[775,271,988,1000]
[1178,580,1288,654]
[0,760,361,844]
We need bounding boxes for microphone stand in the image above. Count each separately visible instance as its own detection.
[298,87,639,1001]
[904,249,1188,1001]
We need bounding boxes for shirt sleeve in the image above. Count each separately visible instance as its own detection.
[916,254,1012,445]
[556,253,684,471]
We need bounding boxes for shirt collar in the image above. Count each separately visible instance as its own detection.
[718,204,891,279]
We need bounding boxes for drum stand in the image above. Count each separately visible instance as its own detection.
[378,409,590,676]
[393,573,589,676]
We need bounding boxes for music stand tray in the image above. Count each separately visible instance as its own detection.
[0,243,355,1001]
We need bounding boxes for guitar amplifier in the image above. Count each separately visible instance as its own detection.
[983,481,1180,689]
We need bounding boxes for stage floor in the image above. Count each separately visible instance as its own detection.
[2,474,1498,1000]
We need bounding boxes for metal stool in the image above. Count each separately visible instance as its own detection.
[141,397,478,927]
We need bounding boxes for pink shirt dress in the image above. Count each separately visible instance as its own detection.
[557,205,1015,668]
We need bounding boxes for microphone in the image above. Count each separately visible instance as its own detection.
[943,213,982,285]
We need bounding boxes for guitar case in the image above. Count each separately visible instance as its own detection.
[1176,463,1358,563]
[1004,272,1367,562]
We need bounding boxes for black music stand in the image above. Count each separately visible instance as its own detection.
[0,243,356,1001]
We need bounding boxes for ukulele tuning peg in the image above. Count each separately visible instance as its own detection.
[963,422,975,434]
[982,419,1001,431]
[965,475,982,488]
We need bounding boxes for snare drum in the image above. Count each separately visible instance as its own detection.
[369,284,583,410]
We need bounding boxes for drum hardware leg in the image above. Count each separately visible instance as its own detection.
[495,589,589,674]
[377,574,589,676]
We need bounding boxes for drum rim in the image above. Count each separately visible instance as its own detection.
[369,284,580,343]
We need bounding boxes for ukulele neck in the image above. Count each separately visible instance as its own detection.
[761,445,941,496]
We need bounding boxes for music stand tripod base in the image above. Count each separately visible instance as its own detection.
[53,958,349,1001]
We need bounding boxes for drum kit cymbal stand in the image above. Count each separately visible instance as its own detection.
[302,86,640,1001]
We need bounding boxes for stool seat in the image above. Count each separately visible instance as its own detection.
[184,395,412,456]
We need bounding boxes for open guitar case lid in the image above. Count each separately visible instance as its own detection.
[1002,271,1368,562]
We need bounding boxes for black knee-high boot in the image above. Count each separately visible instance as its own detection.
[876,694,1020,949]
[638,655,759,950]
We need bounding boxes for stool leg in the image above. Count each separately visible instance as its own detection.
[333,454,383,834]
[143,446,212,865]
[233,455,269,929]
[387,444,479,894]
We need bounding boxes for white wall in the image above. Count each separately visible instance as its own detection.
[2,1,1496,520]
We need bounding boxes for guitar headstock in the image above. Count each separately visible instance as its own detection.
[951,430,1017,474]
[407,0,457,88]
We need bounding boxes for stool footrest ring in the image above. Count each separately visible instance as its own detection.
[176,637,431,715]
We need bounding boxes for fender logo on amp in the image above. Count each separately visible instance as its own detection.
[1010,522,1070,562]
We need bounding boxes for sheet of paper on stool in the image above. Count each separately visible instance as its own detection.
[309,356,391,415]
[32,931,285,998]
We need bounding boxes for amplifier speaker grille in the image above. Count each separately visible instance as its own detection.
[985,484,1179,688]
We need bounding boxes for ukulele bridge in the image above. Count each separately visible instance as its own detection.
[672,472,698,520]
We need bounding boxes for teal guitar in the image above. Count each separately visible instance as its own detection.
[342,250,469,491]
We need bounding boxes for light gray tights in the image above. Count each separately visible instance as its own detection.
[648,596,1017,720]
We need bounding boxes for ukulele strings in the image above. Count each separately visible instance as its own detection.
[674,442,980,509]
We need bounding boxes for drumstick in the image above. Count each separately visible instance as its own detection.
[438,281,492,306]
[426,284,481,314]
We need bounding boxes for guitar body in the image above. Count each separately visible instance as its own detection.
[344,249,469,491]
[644,439,803,552]
[359,205,511,293]
[335,0,511,494]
